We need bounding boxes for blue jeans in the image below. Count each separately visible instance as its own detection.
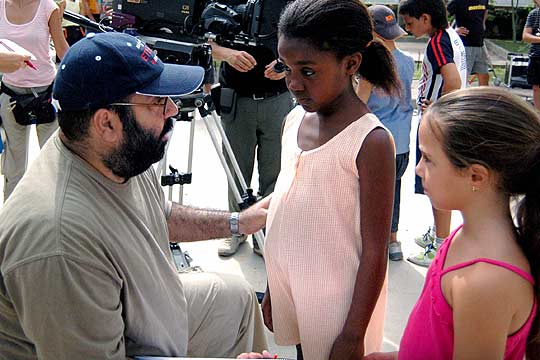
[392,152,410,233]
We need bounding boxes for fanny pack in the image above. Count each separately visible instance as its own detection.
[1,82,56,126]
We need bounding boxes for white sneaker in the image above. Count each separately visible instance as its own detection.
[388,241,403,261]
[414,226,435,248]
[218,234,246,257]
[407,243,438,267]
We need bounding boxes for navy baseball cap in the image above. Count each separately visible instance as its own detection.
[369,5,407,41]
[53,32,205,111]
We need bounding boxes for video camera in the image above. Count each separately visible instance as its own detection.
[111,0,285,48]
[65,1,287,84]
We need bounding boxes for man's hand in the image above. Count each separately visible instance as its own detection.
[237,350,275,358]
[456,26,469,36]
[328,331,363,360]
[420,98,432,112]
[264,60,286,80]
[225,49,257,72]
[0,52,30,73]
[238,194,272,235]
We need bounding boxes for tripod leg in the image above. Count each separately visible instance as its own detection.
[201,113,244,204]
[211,110,249,192]
[156,121,175,201]
[201,110,266,253]
[179,114,197,205]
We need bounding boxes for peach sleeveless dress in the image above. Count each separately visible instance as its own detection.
[265,107,388,360]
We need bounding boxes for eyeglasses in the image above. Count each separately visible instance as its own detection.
[110,97,178,116]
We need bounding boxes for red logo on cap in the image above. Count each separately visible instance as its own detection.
[141,46,158,64]
[136,39,158,64]
[385,14,394,22]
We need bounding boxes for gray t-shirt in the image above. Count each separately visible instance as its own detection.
[0,134,188,359]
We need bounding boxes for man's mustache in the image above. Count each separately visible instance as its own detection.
[160,118,174,140]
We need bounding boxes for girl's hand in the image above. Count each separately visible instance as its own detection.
[236,350,275,358]
[328,331,362,360]
[261,289,273,332]
[363,352,399,360]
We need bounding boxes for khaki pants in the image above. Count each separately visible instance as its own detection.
[0,84,58,201]
[181,272,268,357]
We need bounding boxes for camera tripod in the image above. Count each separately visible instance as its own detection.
[157,89,266,266]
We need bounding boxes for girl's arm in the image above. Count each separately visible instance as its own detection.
[329,128,395,359]
[451,266,521,359]
[49,7,70,60]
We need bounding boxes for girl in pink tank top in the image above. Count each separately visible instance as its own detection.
[365,88,540,360]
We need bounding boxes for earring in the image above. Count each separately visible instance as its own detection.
[472,186,478,192]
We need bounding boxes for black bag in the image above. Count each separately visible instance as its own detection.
[219,87,237,117]
[1,83,56,126]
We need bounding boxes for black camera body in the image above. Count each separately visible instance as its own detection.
[112,0,205,41]
[111,0,286,49]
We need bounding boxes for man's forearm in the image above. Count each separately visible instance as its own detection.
[523,30,540,43]
[167,203,230,242]
[167,195,270,242]
[208,41,231,62]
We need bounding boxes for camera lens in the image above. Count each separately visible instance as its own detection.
[273,61,286,73]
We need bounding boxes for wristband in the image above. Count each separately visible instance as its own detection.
[229,212,241,236]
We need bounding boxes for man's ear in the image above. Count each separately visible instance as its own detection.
[90,108,123,144]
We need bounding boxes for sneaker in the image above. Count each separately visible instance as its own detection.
[388,241,403,261]
[252,238,263,257]
[407,243,437,267]
[415,227,435,248]
[218,234,246,257]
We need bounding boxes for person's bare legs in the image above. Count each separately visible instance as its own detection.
[533,85,540,111]
[433,207,451,240]
[477,73,489,86]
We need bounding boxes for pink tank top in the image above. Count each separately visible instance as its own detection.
[0,0,58,87]
[399,225,537,360]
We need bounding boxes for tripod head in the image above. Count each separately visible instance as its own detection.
[172,89,215,121]
[162,90,216,187]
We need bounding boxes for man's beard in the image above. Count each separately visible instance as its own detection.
[103,109,174,180]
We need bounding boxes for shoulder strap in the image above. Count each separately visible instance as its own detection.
[441,258,535,285]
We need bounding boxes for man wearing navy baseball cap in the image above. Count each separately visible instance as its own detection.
[0,32,269,359]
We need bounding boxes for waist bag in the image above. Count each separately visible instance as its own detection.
[1,82,56,126]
